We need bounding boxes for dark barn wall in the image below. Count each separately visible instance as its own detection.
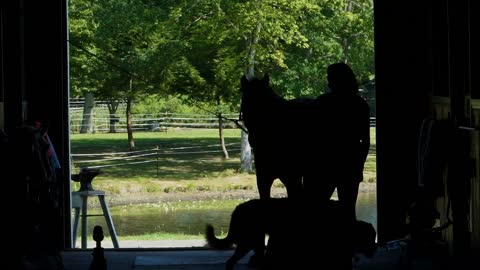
[470,0,480,252]
[1,0,71,251]
[26,0,71,249]
[439,0,479,257]
[374,0,431,244]
[375,0,480,257]
[1,0,477,258]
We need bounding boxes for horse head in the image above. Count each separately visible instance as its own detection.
[240,74,273,117]
[240,74,270,94]
[239,74,272,137]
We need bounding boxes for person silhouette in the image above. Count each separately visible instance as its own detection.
[304,62,371,221]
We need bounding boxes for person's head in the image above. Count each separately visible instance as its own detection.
[327,62,359,94]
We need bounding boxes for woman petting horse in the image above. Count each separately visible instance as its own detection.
[239,64,370,221]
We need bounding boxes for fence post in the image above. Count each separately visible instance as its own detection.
[156,146,159,177]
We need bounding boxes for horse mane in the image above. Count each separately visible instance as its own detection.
[240,75,288,146]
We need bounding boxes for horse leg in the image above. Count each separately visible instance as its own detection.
[283,175,303,199]
[256,170,274,199]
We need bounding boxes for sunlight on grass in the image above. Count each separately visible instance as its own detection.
[70,128,377,197]
[119,232,208,241]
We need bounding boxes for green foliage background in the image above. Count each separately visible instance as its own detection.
[69,0,375,113]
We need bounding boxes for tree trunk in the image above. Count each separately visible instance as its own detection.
[342,0,353,64]
[245,22,262,80]
[218,114,229,159]
[126,97,135,150]
[107,100,119,133]
[240,129,254,173]
[80,92,95,134]
[238,21,261,172]
[126,78,135,150]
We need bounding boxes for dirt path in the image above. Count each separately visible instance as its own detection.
[106,182,376,207]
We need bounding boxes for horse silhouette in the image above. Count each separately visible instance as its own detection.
[240,74,315,199]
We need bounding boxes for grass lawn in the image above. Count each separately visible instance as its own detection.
[70,128,377,240]
[70,128,376,198]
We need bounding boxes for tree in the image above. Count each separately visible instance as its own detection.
[68,0,375,162]
[322,0,375,83]
[69,0,201,148]
[69,0,102,133]
[89,0,180,150]
[166,0,321,169]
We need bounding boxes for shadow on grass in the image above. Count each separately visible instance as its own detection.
[71,132,243,181]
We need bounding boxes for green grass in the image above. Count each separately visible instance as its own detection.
[119,232,208,240]
[70,128,377,196]
[70,129,377,241]
[92,232,221,241]
[71,129,243,180]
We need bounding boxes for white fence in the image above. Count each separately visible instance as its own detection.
[71,142,242,174]
[70,108,240,134]
[69,106,375,134]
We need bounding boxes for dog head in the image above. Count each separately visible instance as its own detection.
[353,220,377,258]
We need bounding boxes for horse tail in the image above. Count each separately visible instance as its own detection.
[205,224,233,249]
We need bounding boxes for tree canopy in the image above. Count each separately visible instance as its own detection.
[69,0,374,108]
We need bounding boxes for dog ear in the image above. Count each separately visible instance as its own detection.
[262,73,270,85]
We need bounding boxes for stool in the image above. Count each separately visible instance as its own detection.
[71,168,119,249]
[72,190,119,249]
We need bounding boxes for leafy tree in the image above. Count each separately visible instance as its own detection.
[322,0,374,84]
[69,0,102,133]
[272,0,374,98]
[88,0,181,149]
[68,0,375,167]
[166,0,322,168]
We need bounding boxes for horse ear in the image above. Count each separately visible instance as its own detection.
[262,74,270,84]
[241,75,248,89]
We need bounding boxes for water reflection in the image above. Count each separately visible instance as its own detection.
[356,190,377,232]
[76,191,377,238]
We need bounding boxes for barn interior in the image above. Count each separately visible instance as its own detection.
[0,0,478,269]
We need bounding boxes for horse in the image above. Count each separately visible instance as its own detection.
[240,74,316,199]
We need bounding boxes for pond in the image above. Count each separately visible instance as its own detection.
[76,191,377,240]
